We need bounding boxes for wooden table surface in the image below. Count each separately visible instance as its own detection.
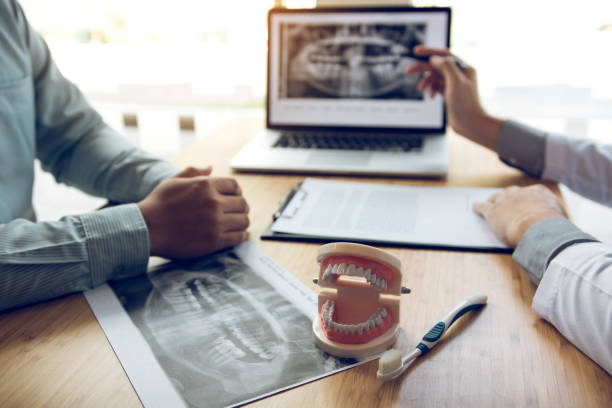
[1,116,610,407]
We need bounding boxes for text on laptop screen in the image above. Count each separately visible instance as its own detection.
[268,9,450,130]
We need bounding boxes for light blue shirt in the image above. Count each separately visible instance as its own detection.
[0,0,177,311]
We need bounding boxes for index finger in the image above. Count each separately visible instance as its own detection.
[405,61,434,75]
[413,45,453,57]
[472,201,491,218]
[212,177,242,195]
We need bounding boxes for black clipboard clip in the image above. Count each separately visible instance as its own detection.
[273,181,307,221]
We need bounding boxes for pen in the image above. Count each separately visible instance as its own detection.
[404,53,470,71]
[273,182,303,221]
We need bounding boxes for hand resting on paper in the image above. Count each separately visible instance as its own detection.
[472,185,568,247]
[405,48,567,247]
[137,166,250,259]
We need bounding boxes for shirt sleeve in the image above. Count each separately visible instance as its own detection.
[0,1,171,312]
[512,217,598,284]
[0,204,149,312]
[17,1,177,202]
[497,119,612,207]
[496,120,547,178]
[531,241,612,375]
[542,134,612,206]
[498,118,611,371]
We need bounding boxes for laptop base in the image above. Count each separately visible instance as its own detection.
[230,129,449,177]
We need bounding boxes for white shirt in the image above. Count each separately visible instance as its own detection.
[498,121,612,375]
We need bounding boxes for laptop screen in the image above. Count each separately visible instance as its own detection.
[267,7,451,132]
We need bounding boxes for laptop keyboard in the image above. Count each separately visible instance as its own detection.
[272,132,423,152]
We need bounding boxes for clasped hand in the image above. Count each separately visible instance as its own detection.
[138,166,249,259]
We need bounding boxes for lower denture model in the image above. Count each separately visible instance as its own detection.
[312,242,406,359]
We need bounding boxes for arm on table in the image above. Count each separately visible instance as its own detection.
[0,1,157,312]
[487,118,612,375]
[0,3,249,312]
[0,205,149,312]
[407,45,612,374]
[515,225,612,374]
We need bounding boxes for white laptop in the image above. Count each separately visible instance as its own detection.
[230,6,452,177]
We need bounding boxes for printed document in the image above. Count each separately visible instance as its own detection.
[271,178,508,250]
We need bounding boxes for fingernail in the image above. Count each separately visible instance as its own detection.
[430,55,442,63]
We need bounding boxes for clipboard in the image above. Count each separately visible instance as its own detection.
[261,178,512,253]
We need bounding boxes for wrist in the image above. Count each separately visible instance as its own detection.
[510,213,565,247]
[137,201,161,256]
[471,114,503,151]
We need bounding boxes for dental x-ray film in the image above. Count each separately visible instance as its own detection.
[268,8,450,129]
[85,242,359,408]
[279,22,426,100]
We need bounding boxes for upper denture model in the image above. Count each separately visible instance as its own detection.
[312,242,405,359]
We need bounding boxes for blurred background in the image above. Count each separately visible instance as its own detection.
[22,0,612,241]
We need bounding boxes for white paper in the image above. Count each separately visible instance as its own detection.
[85,241,360,408]
[271,178,508,250]
[85,285,187,408]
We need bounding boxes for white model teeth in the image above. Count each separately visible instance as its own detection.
[321,300,389,336]
[322,263,389,289]
[346,264,356,276]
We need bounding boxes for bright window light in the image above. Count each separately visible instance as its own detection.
[283,0,316,8]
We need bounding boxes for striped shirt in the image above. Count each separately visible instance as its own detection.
[0,0,177,311]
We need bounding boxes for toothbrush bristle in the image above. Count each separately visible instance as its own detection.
[378,349,402,374]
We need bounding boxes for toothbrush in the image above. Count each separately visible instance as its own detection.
[376,294,487,381]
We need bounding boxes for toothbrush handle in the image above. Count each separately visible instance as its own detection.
[416,294,487,355]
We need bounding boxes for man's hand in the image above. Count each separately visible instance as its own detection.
[405,46,503,151]
[137,166,250,259]
[473,185,568,247]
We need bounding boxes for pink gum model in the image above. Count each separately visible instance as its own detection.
[312,242,404,359]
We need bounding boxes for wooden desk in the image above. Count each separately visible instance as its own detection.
[1,116,610,407]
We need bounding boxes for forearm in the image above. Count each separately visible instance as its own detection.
[466,114,504,152]
[532,241,612,375]
[512,219,611,374]
[0,204,149,312]
[33,55,177,202]
[542,135,612,205]
[50,124,179,202]
[512,217,597,284]
[496,120,547,178]
[496,120,612,206]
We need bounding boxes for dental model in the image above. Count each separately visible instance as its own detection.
[312,242,406,359]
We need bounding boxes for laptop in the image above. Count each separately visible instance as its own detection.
[230,6,452,177]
